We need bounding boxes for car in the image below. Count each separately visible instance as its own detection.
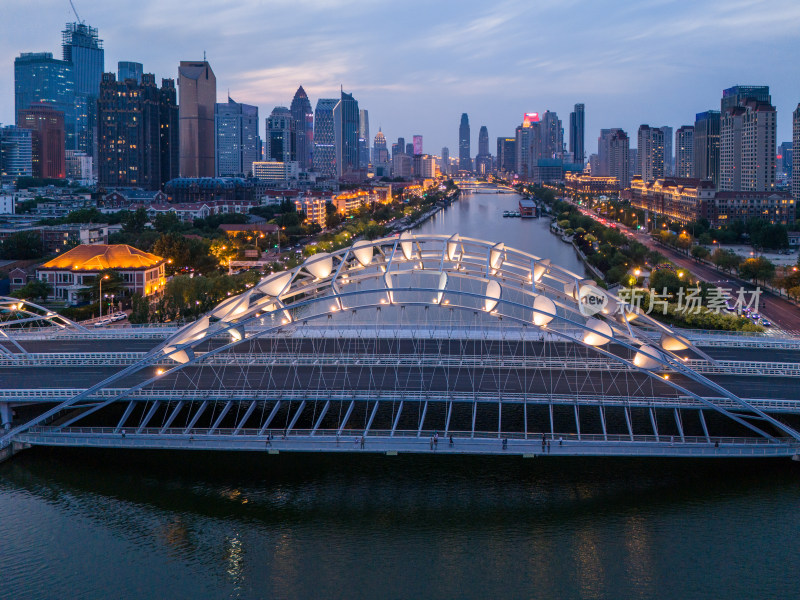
[750,313,760,320]
[761,319,771,327]
[93,318,111,328]
[110,312,127,322]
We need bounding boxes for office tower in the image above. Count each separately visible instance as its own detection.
[540,111,563,159]
[397,138,405,158]
[0,125,33,180]
[515,113,541,177]
[608,130,630,189]
[62,22,104,155]
[266,106,295,165]
[14,52,76,150]
[793,105,800,201]
[720,96,776,192]
[118,61,143,84]
[440,146,450,175]
[215,96,259,177]
[694,110,720,185]
[333,90,360,177]
[313,98,338,178]
[629,148,639,176]
[778,141,792,178]
[459,113,471,171]
[413,135,423,155]
[391,143,400,159]
[596,128,623,176]
[98,73,177,190]
[178,60,216,178]
[404,143,413,155]
[159,78,179,187]
[359,109,370,168]
[569,103,585,165]
[372,129,389,163]
[18,103,65,178]
[65,150,92,181]
[721,85,771,112]
[474,126,492,175]
[675,126,694,178]
[290,86,313,170]
[660,126,673,176]
[637,125,664,182]
[496,137,516,173]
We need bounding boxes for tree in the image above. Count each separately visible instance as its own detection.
[80,270,124,303]
[649,269,683,296]
[123,207,148,233]
[11,278,52,301]
[153,212,184,233]
[712,248,741,273]
[739,256,775,284]
[691,245,710,261]
[0,231,44,259]
[152,233,190,274]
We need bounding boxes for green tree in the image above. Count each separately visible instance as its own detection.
[649,269,683,296]
[0,231,44,259]
[123,207,148,233]
[11,278,52,301]
[153,212,184,233]
[738,256,775,284]
[691,245,710,261]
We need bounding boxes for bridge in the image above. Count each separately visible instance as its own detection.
[453,180,517,194]
[2,233,800,460]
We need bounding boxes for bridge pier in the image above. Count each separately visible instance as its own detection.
[0,402,12,430]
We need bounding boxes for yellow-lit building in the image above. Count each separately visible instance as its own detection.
[332,190,369,215]
[295,198,327,229]
[37,244,167,304]
[565,172,620,196]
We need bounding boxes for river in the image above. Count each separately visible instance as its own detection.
[2,191,799,599]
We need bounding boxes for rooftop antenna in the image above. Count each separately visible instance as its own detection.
[69,0,84,24]
[203,50,207,62]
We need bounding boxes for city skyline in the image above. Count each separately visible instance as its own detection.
[2,0,800,157]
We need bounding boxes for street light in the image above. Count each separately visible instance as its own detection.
[99,274,109,319]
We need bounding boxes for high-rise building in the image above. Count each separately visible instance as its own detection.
[720,93,776,192]
[372,129,389,164]
[778,141,792,178]
[540,111,563,159]
[178,60,216,178]
[675,126,694,178]
[396,138,405,159]
[405,143,414,155]
[637,125,664,183]
[629,148,639,177]
[608,130,630,189]
[118,61,143,84]
[97,73,177,190]
[475,126,492,175]
[569,104,585,165]
[793,105,800,201]
[266,106,296,164]
[459,113,471,171]
[515,113,541,178]
[596,128,623,176]
[721,85,771,112]
[0,125,33,181]
[334,91,360,177]
[496,137,516,173]
[215,97,259,177]
[65,150,93,182]
[313,98,338,178]
[14,52,76,150]
[440,146,450,175]
[290,86,313,170]
[159,79,179,188]
[62,22,104,155]
[359,109,370,169]
[660,126,673,176]
[18,103,65,179]
[413,135,423,155]
[694,111,720,186]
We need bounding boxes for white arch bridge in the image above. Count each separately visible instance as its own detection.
[2,234,800,459]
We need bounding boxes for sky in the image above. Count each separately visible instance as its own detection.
[2,0,800,157]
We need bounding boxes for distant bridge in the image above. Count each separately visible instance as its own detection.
[2,234,800,459]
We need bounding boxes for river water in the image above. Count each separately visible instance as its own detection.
[2,192,799,599]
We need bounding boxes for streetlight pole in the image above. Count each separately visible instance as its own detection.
[98,274,109,319]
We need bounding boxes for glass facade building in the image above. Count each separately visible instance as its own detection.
[313,99,338,178]
[215,97,259,177]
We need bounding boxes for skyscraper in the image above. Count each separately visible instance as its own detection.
[159,79,179,187]
[313,98,338,178]
[608,130,630,189]
[215,97,259,177]
[413,135,423,155]
[62,22,104,156]
[660,126,673,176]
[266,107,296,164]
[334,91,360,177]
[459,113,471,171]
[637,125,664,183]
[14,52,76,149]
[515,114,541,178]
[675,126,694,178]
[474,126,492,175]
[178,60,216,178]
[118,61,143,84]
[98,73,177,190]
[0,125,33,181]
[540,111,563,159]
[359,109,370,169]
[496,137,516,173]
[18,103,65,179]
[440,146,450,175]
[596,128,623,176]
[569,104,585,165]
[793,105,800,201]
[372,129,389,163]
[290,86,313,170]
[720,90,776,192]
[396,138,405,158]
[693,111,720,186]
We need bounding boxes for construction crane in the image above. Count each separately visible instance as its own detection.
[69,0,84,24]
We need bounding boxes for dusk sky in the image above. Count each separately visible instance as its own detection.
[3,0,800,155]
